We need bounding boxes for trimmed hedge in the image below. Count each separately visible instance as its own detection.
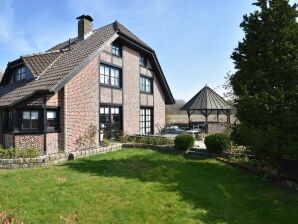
[119,135,174,146]
[204,133,230,153]
[174,134,195,151]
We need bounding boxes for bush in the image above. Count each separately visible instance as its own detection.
[174,134,195,151]
[204,133,230,153]
[0,146,40,159]
[118,134,174,146]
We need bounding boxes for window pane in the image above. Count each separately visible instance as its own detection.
[105,66,109,75]
[31,112,39,120]
[100,66,104,74]
[100,108,105,114]
[47,111,56,119]
[23,111,30,119]
[100,74,105,83]
[105,75,109,84]
[110,69,115,78]
[31,120,39,129]
[105,108,109,114]
[114,70,119,78]
[22,120,30,129]
[48,120,55,128]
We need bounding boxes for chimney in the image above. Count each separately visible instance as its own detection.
[76,15,93,40]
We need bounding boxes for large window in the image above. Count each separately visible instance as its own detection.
[100,106,122,139]
[140,55,147,67]
[112,44,121,57]
[140,108,153,134]
[15,67,26,82]
[47,111,58,131]
[22,111,39,130]
[100,64,121,87]
[140,76,153,94]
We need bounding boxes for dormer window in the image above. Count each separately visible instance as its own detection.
[15,67,26,82]
[112,44,121,57]
[140,55,147,67]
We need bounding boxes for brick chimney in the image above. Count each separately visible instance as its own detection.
[76,15,93,40]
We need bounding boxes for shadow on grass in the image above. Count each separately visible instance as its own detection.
[62,149,297,224]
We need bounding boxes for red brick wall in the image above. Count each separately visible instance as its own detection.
[14,134,44,153]
[46,133,59,154]
[122,46,140,134]
[63,57,100,152]
[99,44,166,135]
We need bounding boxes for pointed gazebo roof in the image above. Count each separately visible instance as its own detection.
[181,85,231,112]
[180,85,232,132]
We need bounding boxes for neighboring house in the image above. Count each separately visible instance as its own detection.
[0,15,174,154]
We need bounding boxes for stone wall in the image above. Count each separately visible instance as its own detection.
[0,143,122,169]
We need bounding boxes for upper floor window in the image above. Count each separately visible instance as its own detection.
[22,111,39,130]
[140,55,147,67]
[100,64,121,88]
[15,67,26,82]
[112,44,121,57]
[140,76,153,94]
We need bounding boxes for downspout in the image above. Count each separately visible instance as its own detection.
[43,96,47,155]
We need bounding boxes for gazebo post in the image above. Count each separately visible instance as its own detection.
[227,110,231,123]
[217,110,219,123]
[205,109,208,134]
[187,110,191,130]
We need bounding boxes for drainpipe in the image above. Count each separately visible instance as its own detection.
[43,96,47,155]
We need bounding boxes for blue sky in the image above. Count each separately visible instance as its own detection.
[1,0,291,100]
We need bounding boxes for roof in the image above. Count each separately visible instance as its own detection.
[180,85,231,111]
[0,21,174,107]
[22,51,62,77]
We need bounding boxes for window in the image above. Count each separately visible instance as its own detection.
[22,111,39,130]
[112,44,121,57]
[100,106,121,139]
[100,64,121,87]
[140,108,153,134]
[140,76,153,94]
[47,111,58,131]
[15,67,26,82]
[140,55,146,67]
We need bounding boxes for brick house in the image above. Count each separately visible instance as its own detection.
[0,15,174,154]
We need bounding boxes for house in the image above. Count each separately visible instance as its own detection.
[0,15,174,154]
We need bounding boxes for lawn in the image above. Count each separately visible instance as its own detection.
[0,149,297,224]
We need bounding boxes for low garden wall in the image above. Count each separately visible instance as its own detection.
[0,143,123,169]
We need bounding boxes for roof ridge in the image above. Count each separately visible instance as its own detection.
[21,50,61,58]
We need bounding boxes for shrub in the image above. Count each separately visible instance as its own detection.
[174,134,195,151]
[16,147,40,158]
[0,146,40,159]
[204,133,230,154]
[118,134,174,145]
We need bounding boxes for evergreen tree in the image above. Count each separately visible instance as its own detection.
[230,0,298,165]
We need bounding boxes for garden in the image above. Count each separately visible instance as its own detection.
[1,148,298,224]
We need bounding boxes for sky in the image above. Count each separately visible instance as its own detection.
[0,0,296,100]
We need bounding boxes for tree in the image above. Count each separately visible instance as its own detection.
[230,0,298,166]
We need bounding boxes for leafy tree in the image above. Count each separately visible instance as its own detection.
[230,0,298,166]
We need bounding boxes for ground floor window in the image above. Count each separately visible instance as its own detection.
[47,110,59,131]
[100,105,122,140]
[3,107,59,133]
[140,108,153,134]
[22,111,39,130]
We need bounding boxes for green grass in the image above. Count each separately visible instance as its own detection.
[0,149,297,224]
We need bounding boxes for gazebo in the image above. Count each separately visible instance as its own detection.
[180,85,232,133]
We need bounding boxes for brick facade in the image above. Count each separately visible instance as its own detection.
[4,43,167,154]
